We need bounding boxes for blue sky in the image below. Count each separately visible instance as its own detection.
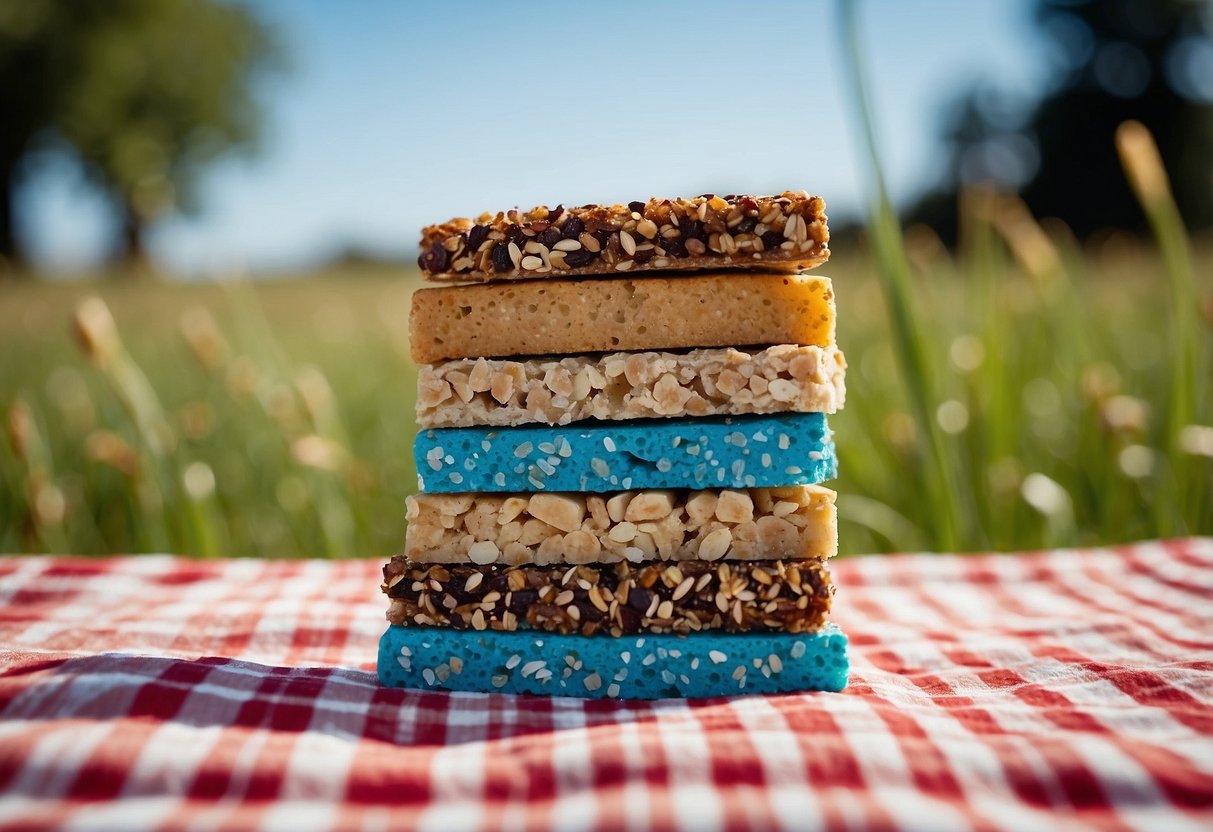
[19,0,1046,274]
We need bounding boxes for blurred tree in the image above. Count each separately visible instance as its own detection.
[909,0,1213,241]
[0,0,279,273]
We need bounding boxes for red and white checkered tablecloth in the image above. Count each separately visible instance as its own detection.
[0,540,1210,831]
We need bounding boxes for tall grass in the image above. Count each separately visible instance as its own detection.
[0,237,1208,559]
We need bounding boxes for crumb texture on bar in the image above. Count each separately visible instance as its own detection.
[410,271,835,363]
[417,191,829,283]
[378,624,850,697]
[403,485,837,565]
[416,413,836,493]
[418,344,846,428]
[383,557,833,636]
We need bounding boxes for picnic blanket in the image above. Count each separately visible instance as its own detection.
[1,539,1210,831]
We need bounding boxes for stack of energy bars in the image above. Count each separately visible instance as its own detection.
[378,191,850,698]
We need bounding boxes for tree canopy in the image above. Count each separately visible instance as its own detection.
[0,0,280,272]
[909,0,1213,241]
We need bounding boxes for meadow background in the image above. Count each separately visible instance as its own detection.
[2,0,1211,558]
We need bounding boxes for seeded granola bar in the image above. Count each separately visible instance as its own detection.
[404,485,837,565]
[417,192,829,282]
[418,344,847,428]
[382,557,834,636]
[409,272,835,363]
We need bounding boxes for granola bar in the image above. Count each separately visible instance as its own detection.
[417,192,829,282]
[417,344,847,428]
[403,485,837,565]
[382,557,834,636]
[409,273,835,363]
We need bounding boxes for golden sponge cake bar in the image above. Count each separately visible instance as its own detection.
[409,272,835,363]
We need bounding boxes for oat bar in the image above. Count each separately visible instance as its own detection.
[404,485,837,565]
[382,557,834,636]
[417,192,829,282]
[418,344,847,428]
[409,272,835,363]
[416,413,836,493]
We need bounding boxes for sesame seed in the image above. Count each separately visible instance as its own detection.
[538,442,556,454]
[494,472,506,487]
[607,683,621,697]
[709,650,727,664]
[603,436,616,452]
[422,668,436,686]
[521,660,545,677]
[514,442,533,458]
[661,670,676,685]
[449,472,463,484]
[790,641,806,659]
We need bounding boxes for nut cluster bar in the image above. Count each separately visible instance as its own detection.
[418,192,829,283]
[418,344,847,428]
[409,272,835,363]
[404,485,837,565]
[382,557,834,636]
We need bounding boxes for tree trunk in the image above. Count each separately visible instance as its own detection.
[0,159,30,277]
[116,201,153,277]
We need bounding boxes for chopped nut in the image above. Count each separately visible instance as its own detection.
[698,527,733,561]
[467,540,500,565]
[563,530,602,564]
[625,491,676,522]
[715,490,755,524]
[606,492,634,522]
[528,493,586,533]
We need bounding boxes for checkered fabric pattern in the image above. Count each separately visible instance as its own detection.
[1,539,1210,831]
